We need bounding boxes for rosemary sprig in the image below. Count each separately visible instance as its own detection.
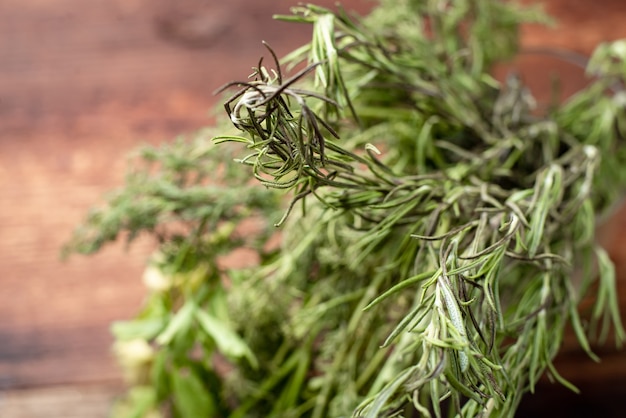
[214,2,626,416]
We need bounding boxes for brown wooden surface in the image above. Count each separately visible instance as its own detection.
[1,0,626,416]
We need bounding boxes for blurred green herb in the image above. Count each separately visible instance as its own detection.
[66,1,626,417]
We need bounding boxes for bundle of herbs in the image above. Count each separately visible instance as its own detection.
[65,0,626,417]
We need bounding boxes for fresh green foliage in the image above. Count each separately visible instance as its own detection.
[66,1,626,417]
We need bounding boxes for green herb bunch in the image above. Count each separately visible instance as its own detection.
[66,0,626,417]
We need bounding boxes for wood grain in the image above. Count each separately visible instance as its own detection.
[0,384,120,418]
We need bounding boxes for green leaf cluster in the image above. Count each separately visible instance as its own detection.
[66,1,626,417]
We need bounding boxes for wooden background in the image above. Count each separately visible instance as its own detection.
[1,0,626,416]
